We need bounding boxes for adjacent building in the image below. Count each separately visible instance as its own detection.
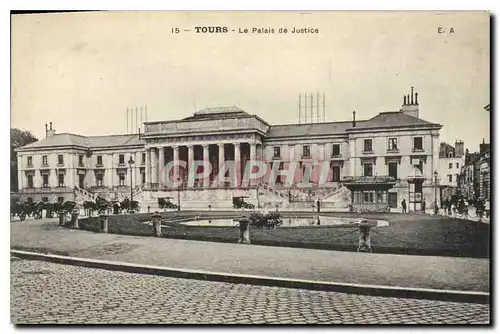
[458,140,491,201]
[15,88,442,210]
[438,140,465,203]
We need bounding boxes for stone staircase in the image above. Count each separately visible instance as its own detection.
[74,185,97,204]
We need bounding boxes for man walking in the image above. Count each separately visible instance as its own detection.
[401,199,407,213]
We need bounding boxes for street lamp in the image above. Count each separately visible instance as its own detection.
[433,170,438,214]
[128,156,135,203]
[177,177,181,211]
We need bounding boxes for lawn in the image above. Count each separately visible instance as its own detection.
[77,211,490,258]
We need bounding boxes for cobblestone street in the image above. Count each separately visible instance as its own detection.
[10,258,489,324]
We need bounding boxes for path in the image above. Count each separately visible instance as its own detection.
[10,219,489,292]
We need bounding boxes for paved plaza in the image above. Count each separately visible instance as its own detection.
[10,219,489,292]
[10,258,489,325]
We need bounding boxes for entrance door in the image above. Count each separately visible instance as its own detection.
[78,174,85,188]
[388,192,398,208]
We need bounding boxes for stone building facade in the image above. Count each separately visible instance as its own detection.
[437,141,465,203]
[458,141,491,201]
[15,88,442,210]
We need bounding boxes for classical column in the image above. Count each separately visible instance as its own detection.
[145,149,151,186]
[203,144,210,187]
[187,145,194,187]
[234,142,241,187]
[173,145,179,184]
[151,148,157,185]
[158,147,165,188]
[218,143,225,187]
[135,151,141,186]
[249,143,257,186]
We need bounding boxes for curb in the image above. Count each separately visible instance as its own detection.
[11,250,489,305]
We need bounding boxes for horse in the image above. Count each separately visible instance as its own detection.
[83,201,97,216]
[111,201,121,215]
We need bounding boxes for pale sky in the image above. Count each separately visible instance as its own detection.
[11,11,490,151]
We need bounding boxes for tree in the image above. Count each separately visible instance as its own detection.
[11,128,38,192]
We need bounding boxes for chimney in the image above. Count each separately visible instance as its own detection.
[400,87,419,118]
[455,140,464,157]
[45,123,48,137]
[403,95,407,105]
[352,110,356,127]
[46,122,56,137]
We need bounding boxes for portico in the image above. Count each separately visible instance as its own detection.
[142,106,269,190]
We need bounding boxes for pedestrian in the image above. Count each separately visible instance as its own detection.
[401,199,407,213]
[421,198,426,213]
[316,199,321,213]
[485,199,490,218]
[476,197,484,220]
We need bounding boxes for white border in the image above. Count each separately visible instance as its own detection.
[3,1,497,333]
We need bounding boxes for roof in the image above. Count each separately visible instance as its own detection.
[267,121,357,138]
[347,112,440,130]
[18,133,145,151]
[267,111,441,138]
[180,106,254,122]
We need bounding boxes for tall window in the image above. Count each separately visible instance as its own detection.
[332,165,341,182]
[273,146,281,158]
[302,145,311,158]
[97,155,103,166]
[331,144,341,157]
[79,155,84,167]
[388,162,398,179]
[119,154,125,164]
[27,156,33,167]
[58,174,65,187]
[42,155,48,166]
[141,153,146,164]
[363,163,373,177]
[119,173,125,186]
[415,182,423,193]
[388,138,398,151]
[456,163,459,168]
[363,139,373,152]
[448,175,452,182]
[96,174,104,187]
[413,137,423,150]
[58,154,64,165]
[27,175,34,188]
[363,191,374,203]
[42,175,49,187]
[448,163,452,169]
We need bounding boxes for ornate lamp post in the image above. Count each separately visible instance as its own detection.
[433,171,439,214]
[128,156,135,202]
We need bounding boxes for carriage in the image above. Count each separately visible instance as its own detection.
[248,212,283,229]
[233,196,255,209]
[158,197,178,209]
[11,199,30,221]
[120,198,140,213]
